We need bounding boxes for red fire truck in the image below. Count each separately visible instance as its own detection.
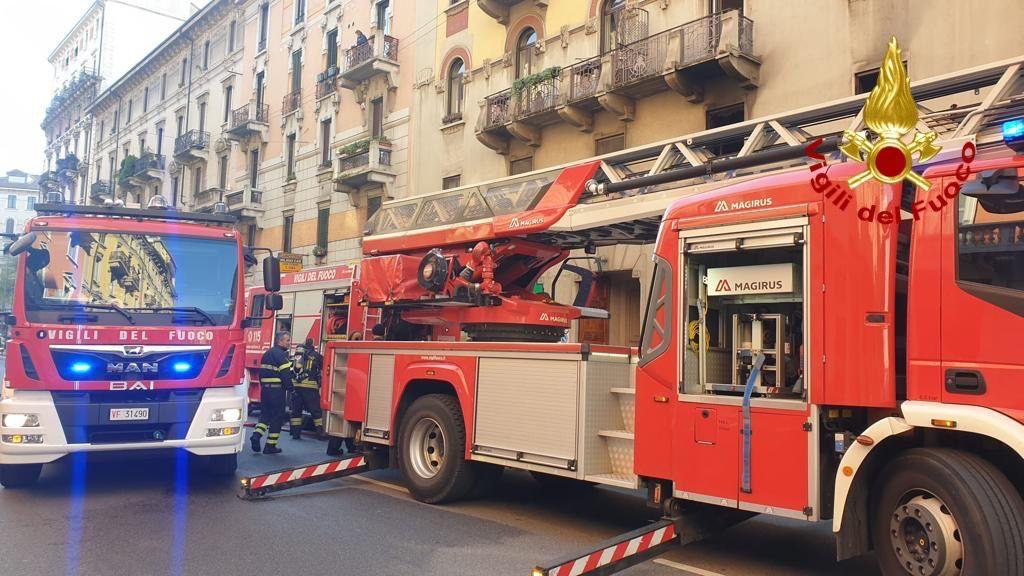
[0,199,281,487]
[242,263,353,405]
[242,60,1024,576]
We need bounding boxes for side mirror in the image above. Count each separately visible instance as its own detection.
[7,232,37,257]
[265,293,283,311]
[961,169,1024,214]
[263,256,281,292]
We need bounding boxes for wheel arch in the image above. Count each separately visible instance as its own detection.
[392,369,472,461]
[834,402,1024,560]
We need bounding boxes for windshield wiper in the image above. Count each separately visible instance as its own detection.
[70,303,136,325]
[144,306,216,326]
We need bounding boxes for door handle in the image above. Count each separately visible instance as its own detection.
[945,369,986,395]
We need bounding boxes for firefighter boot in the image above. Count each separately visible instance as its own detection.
[250,423,268,453]
[263,433,282,454]
[289,417,303,440]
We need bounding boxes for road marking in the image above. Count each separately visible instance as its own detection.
[653,558,728,576]
[352,475,410,494]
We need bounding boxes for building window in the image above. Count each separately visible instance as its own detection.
[326,28,339,70]
[442,175,461,190]
[371,98,384,139]
[516,28,537,79]
[198,101,207,132]
[446,58,465,120]
[320,119,332,167]
[258,3,270,50]
[139,136,146,156]
[375,0,391,35]
[366,195,383,220]
[294,0,305,24]
[316,205,330,252]
[602,0,627,52]
[99,120,105,142]
[193,166,203,195]
[255,72,265,108]
[282,214,294,252]
[855,61,907,95]
[176,114,184,137]
[246,223,257,247]
[143,87,149,113]
[291,49,303,91]
[705,103,745,156]
[7,195,16,209]
[218,154,228,189]
[127,99,133,123]
[249,149,260,188]
[286,134,297,180]
[156,127,164,155]
[171,176,179,205]
[4,219,13,234]
[510,157,533,175]
[596,133,625,155]
[203,40,211,70]
[228,20,237,53]
[180,57,188,86]
[161,73,167,100]
[223,85,233,123]
[27,196,36,210]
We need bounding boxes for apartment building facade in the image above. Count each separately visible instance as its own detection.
[42,0,194,205]
[401,0,1024,346]
[223,0,411,268]
[0,171,41,235]
[89,0,247,233]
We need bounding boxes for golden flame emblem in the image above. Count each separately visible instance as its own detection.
[840,37,940,189]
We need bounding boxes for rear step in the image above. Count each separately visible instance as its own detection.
[533,518,680,576]
[239,453,372,500]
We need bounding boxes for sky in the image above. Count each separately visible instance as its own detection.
[0,0,95,176]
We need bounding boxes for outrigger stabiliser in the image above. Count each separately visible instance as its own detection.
[239,452,373,500]
[532,518,680,576]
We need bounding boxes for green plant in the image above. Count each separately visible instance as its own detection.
[336,139,370,157]
[372,135,391,146]
[118,154,138,183]
[511,66,561,97]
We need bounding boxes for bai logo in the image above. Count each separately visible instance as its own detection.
[714,198,774,213]
[110,381,156,391]
[509,216,545,229]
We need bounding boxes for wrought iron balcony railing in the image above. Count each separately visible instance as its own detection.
[133,152,165,177]
[231,103,270,129]
[282,90,302,115]
[565,56,602,104]
[481,90,513,130]
[174,130,210,156]
[343,35,399,72]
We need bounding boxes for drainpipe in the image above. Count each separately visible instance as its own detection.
[177,35,195,208]
[113,95,122,202]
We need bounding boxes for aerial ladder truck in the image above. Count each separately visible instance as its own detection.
[241,51,1024,576]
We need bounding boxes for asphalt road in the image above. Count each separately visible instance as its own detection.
[0,373,880,576]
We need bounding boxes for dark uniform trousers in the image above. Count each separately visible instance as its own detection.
[255,345,293,447]
[290,350,323,436]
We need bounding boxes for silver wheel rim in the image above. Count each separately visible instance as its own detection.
[889,492,963,576]
[407,417,446,480]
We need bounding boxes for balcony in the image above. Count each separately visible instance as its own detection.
[558,56,603,131]
[316,67,340,100]
[477,0,547,24]
[224,186,264,220]
[339,35,399,89]
[173,130,210,162]
[226,102,270,142]
[333,139,395,193]
[282,90,302,116]
[192,186,224,211]
[90,180,111,202]
[56,154,80,177]
[475,68,561,149]
[127,152,165,186]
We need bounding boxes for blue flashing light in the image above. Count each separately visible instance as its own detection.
[69,362,92,375]
[1002,119,1024,141]
[172,361,192,373]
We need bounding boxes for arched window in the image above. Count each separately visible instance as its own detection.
[515,28,537,79]
[602,0,627,52]
[4,219,14,234]
[446,58,465,119]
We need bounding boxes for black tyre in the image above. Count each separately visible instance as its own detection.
[0,464,42,488]
[397,394,477,504]
[326,436,345,456]
[207,453,237,476]
[871,448,1024,576]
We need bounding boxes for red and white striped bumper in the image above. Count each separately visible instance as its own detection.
[534,519,679,576]
[240,454,369,499]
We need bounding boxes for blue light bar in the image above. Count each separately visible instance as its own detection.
[1002,119,1024,140]
[69,362,91,374]
[172,362,192,373]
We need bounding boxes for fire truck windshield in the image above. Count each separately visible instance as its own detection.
[21,230,238,326]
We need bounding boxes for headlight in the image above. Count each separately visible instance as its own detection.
[211,408,243,422]
[2,413,40,428]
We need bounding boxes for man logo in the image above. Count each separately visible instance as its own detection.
[714,200,730,213]
[715,279,732,292]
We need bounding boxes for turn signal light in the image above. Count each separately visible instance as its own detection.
[931,419,957,429]
[2,434,43,444]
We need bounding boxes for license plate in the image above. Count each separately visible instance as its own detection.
[110,408,150,421]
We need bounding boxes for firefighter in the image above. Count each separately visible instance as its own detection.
[250,331,293,454]
[289,338,324,440]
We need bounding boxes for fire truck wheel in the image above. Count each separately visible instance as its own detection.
[0,464,42,488]
[871,448,1024,576]
[398,394,477,504]
[207,453,238,476]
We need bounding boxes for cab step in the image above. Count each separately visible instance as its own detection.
[533,518,680,576]
[239,453,371,500]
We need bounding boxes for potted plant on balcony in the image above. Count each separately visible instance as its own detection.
[511,66,561,113]
[336,139,371,158]
[371,135,392,148]
[312,246,328,258]
[118,155,137,184]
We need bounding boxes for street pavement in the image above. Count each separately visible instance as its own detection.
[0,369,880,576]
